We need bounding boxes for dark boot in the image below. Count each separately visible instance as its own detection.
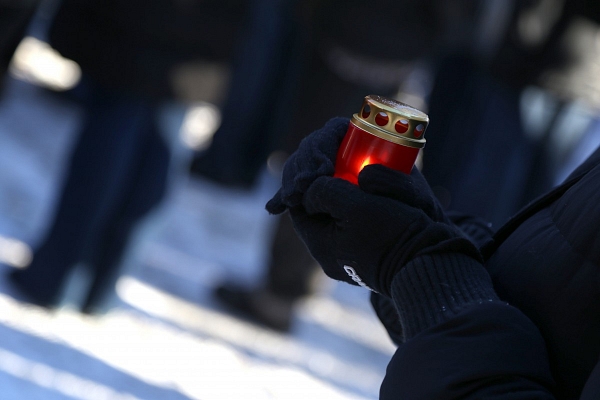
[214,284,295,332]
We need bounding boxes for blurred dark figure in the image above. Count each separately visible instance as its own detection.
[210,0,451,331]
[0,0,39,91]
[9,0,248,312]
[189,0,303,188]
[424,0,600,227]
[194,0,311,331]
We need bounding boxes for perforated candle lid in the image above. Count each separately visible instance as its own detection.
[351,95,429,148]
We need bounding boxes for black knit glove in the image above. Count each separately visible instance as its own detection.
[276,165,481,296]
[266,117,349,214]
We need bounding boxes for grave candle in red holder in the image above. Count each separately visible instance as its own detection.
[334,95,429,184]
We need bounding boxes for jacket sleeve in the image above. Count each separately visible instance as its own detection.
[380,304,557,399]
[379,252,558,399]
[371,212,496,347]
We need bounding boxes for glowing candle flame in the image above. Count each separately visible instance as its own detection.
[359,157,372,172]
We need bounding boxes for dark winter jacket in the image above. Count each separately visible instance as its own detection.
[378,145,600,399]
[48,0,248,98]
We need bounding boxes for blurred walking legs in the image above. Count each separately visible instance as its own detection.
[10,77,170,310]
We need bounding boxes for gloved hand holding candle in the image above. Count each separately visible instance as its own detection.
[266,95,480,296]
[267,95,428,212]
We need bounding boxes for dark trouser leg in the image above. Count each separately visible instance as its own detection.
[190,0,305,188]
[265,213,317,302]
[82,120,170,312]
[12,84,153,305]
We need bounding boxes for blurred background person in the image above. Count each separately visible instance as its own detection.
[208,0,464,331]
[423,0,600,227]
[8,0,249,312]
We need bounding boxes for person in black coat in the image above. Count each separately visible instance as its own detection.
[266,114,600,398]
[266,2,600,389]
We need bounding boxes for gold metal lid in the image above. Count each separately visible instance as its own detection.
[351,95,429,148]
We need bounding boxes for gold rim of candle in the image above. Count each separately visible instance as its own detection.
[352,95,429,149]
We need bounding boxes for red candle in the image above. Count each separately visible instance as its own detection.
[334,95,429,185]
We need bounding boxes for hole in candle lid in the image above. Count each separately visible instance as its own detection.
[362,105,371,118]
[375,112,389,126]
[395,119,409,134]
[414,124,424,137]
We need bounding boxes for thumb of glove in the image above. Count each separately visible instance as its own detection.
[265,189,286,215]
[358,164,450,224]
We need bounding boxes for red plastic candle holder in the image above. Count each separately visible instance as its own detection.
[334,95,429,185]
